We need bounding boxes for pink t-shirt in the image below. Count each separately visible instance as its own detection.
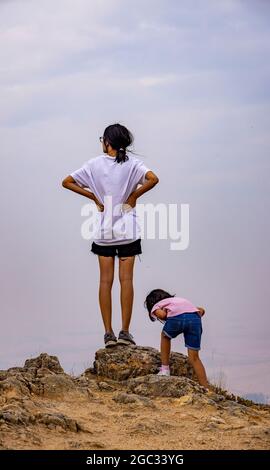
[150,297,198,321]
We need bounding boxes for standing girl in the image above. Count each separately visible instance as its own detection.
[62,123,159,348]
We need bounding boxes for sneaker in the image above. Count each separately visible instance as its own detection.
[104,332,118,348]
[157,368,170,376]
[117,330,136,346]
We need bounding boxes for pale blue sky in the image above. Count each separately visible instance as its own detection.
[0,0,270,399]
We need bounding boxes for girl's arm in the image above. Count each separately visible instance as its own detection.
[62,175,104,211]
[153,308,168,321]
[125,171,159,208]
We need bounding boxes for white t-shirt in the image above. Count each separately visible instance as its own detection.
[70,153,151,245]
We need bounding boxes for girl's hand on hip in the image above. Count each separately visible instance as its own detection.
[125,193,137,208]
[94,198,104,212]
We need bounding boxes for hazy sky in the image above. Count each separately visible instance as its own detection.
[1,0,269,399]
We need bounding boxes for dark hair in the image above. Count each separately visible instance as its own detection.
[144,289,175,321]
[103,123,134,163]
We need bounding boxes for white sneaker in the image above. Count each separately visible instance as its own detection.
[157,369,170,376]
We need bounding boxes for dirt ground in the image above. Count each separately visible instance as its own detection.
[1,384,270,450]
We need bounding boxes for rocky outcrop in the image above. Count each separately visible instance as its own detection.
[0,353,85,437]
[127,375,204,398]
[0,353,76,399]
[24,354,64,374]
[93,345,195,381]
[0,349,269,450]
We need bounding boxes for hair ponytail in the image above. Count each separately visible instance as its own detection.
[116,146,127,163]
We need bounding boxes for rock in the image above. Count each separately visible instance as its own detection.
[68,441,81,449]
[86,381,99,391]
[35,412,80,432]
[209,416,226,425]
[83,367,95,376]
[127,374,203,398]
[39,374,76,398]
[222,401,252,417]
[74,375,100,395]
[36,368,54,378]
[0,377,30,398]
[84,440,106,449]
[210,394,226,403]
[203,422,219,431]
[97,381,114,391]
[93,345,194,381]
[174,394,193,406]
[24,354,64,375]
[0,405,34,426]
[112,392,155,407]
[0,354,74,401]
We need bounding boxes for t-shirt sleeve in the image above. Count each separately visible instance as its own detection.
[70,161,90,188]
[135,159,151,185]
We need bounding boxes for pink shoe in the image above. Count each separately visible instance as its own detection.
[157,368,170,376]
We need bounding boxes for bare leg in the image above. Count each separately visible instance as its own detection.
[161,332,171,365]
[119,256,135,331]
[98,256,115,333]
[188,349,209,388]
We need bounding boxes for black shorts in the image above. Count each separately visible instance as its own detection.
[91,238,142,258]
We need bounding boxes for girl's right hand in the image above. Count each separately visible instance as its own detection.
[95,198,104,212]
[153,308,168,321]
[197,307,205,317]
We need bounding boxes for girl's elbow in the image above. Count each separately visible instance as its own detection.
[62,178,70,188]
[62,175,73,188]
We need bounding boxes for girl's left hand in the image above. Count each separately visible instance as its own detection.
[125,193,137,208]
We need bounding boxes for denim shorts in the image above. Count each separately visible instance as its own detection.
[91,238,142,258]
[162,312,203,350]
